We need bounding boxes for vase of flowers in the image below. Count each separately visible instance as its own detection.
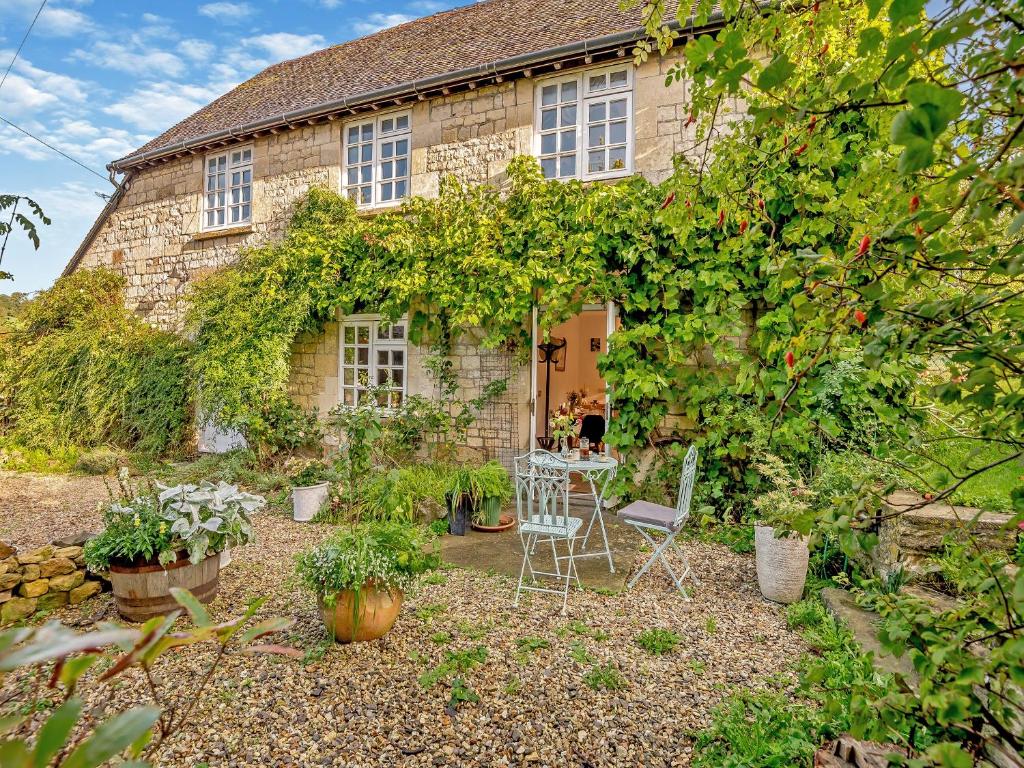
[84,470,264,621]
[296,521,440,642]
[550,407,578,457]
[752,454,812,604]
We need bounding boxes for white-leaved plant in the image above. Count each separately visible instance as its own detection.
[157,481,265,565]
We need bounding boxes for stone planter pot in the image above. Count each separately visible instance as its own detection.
[319,583,403,643]
[754,525,809,604]
[108,552,220,622]
[292,482,329,522]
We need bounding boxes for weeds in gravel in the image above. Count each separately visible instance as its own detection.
[636,628,681,655]
[583,664,628,691]
[418,645,489,690]
[301,633,334,666]
[447,677,479,710]
[688,659,707,676]
[430,631,452,645]
[569,640,594,664]
[557,620,609,641]
[504,677,523,695]
[705,617,717,635]
[456,620,491,640]
[515,636,550,655]
[423,572,447,585]
[415,602,447,623]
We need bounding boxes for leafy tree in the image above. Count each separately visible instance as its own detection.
[0,195,50,281]
[632,0,1022,762]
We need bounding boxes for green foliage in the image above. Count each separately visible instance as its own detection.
[0,270,192,455]
[514,636,549,656]
[73,447,125,475]
[288,459,334,488]
[0,195,50,281]
[359,463,456,522]
[582,664,627,691]
[417,645,489,692]
[0,590,296,766]
[295,520,440,600]
[635,628,681,655]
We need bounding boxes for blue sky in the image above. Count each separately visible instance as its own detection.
[0,0,459,294]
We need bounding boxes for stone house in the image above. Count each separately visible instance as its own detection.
[66,0,737,462]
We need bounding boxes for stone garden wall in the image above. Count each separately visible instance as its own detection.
[0,540,103,626]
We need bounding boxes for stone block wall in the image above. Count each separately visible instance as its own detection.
[0,541,104,626]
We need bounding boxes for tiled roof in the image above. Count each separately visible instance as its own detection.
[115,0,693,168]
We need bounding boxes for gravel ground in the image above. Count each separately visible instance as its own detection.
[1,471,810,767]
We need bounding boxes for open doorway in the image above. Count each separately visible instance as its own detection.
[531,304,617,450]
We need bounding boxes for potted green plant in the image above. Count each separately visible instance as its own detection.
[469,461,513,528]
[84,471,264,621]
[751,454,813,604]
[296,521,440,642]
[289,460,332,522]
[446,467,474,535]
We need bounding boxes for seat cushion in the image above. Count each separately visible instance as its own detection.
[520,515,584,539]
[617,500,678,530]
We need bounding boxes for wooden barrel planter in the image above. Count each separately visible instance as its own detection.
[108,552,220,622]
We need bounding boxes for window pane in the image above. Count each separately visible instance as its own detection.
[610,98,628,119]
[357,347,369,364]
[560,81,577,101]
[541,108,557,131]
[242,169,251,183]
[392,347,404,361]
[347,168,358,185]
[344,326,355,343]
[357,326,370,343]
[343,389,354,405]
[381,182,393,201]
[208,158,217,171]
[395,158,408,177]
[377,369,390,386]
[589,125,606,147]
[217,210,225,225]
[242,149,252,161]
[361,144,372,162]
[344,347,354,364]
[589,74,606,91]
[381,118,394,133]
[541,133,557,154]
[588,102,606,122]
[381,142,394,159]
[360,187,371,204]
[231,152,241,164]
[541,157,557,178]
[392,369,403,387]
[347,146,358,164]
[560,104,577,126]
[396,115,409,131]
[360,165,372,183]
[541,84,558,106]
[381,160,393,179]
[343,368,354,385]
[560,130,576,152]
[207,176,215,191]
[206,211,215,226]
[588,150,605,173]
[609,146,626,170]
[348,126,359,142]
[242,186,251,203]
[377,325,390,340]
[395,179,407,198]
[396,138,408,155]
[609,120,627,144]
[559,155,575,177]
[241,203,250,219]
[217,156,226,169]
[610,70,628,87]
[361,123,373,141]
[231,189,240,204]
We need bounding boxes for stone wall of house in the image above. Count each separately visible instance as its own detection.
[0,541,104,626]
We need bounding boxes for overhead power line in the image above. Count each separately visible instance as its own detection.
[0,0,48,94]
[0,114,110,183]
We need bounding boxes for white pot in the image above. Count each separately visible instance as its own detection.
[292,482,330,522]
[754,525,810,604]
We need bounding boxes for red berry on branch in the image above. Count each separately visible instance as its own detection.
[856,234,871,257]
[819,43,829,56]
[808,115,817,133]
[739,219,749,234]
[915,223,924,237]
[794,143,808,156]
[684,198,692,208]
[717,210,725,227]
[685,113,696,127]
[660,192,675,210]
[855,309,867,326]
[785,350,795,368]
[758,198,765,210]
[909,195,920,213]
[813,1,820,12]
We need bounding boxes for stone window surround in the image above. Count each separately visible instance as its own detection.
[338,313,409,408]
[533,63,635,182]
[341,108,412,210]
[202,144,253,232]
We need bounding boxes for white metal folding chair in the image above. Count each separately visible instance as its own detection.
[617,444,700,599]
[513,450,583,614]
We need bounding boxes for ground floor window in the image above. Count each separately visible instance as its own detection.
[339,316,407,408]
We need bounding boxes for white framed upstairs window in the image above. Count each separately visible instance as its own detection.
[534,64,633,181]
[342,110,411,208]
[339,316,408,408]
[204,145,252,230]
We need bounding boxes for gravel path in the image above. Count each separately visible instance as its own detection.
[1,472,809,767]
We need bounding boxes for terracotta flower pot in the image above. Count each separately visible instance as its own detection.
[754,525,809,604]
[319,583,404,643]
[108,551,220,623]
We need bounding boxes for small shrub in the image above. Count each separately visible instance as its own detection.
[636,628,681,655]
[447,677,479,709]
[73,446,124,474]
[583,664,627,691]
[515,636,549,655]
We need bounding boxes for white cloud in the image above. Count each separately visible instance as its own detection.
[353,13,414,34]
[0,54,88,115]
[0,117,144,167]
[37,4,96,36]
[102,81,225,132]
[243,32,325,61]
[71,40,185,78]
[178,38,217,62]
[198,2,254,22]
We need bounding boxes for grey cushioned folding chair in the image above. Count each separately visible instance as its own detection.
[617,444,700,598]
[513,450,582,614]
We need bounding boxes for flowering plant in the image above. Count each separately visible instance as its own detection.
[295,520,440,604]
[550,405,579,443]
[83,476,265,570]
[751,453,813,535]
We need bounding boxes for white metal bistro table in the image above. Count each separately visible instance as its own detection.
[528,452,619,572]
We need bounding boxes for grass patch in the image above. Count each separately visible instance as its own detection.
[904,431,1021,512]
[415,602,447,623]
[430,631,452,645]
[636,628,682,655]
[557,620,609,641]
[583,664,628,691]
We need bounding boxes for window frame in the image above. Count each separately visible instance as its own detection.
[337,314,409,409]
[533,64,635,182]
[341,109,412,210]
[202,144,253,231]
